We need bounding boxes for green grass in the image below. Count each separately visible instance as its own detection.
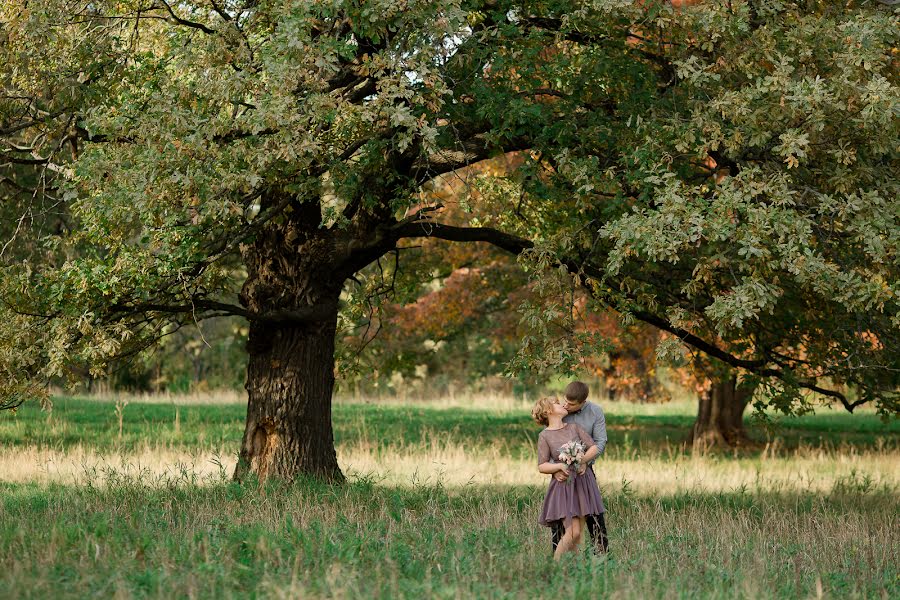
[1,396,898,598]
[1,477,896,599]
[1,397,244,452]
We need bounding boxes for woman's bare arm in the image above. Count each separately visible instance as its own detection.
[539,462,567,475]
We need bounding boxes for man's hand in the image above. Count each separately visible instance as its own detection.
[553,468,570,482]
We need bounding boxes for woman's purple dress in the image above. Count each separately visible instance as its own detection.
[537,423,606,528]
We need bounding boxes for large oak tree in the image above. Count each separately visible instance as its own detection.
[2,1,898,479]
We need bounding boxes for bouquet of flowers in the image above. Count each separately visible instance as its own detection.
[557,440,586,484]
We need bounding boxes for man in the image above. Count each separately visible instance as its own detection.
[551,381,610,554]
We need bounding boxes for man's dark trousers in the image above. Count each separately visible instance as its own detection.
[551,513,609,554]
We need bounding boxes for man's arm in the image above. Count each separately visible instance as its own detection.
[592,405,608,456]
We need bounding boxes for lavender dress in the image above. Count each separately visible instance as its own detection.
[537,423,606,528]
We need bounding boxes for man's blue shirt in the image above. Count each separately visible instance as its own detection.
[562,401,607,457]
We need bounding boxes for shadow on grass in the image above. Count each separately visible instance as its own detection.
[1,397,898,458]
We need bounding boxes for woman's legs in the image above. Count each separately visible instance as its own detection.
[572,517,584,547]
[552,517,585,559]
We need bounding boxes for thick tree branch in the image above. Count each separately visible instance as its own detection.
[520,16,676,80]
[632,307,866,410]
[393,217,867,410]
[630,310,767,371]
[109,297,338,325]
[0,109,71,137]
[393,221,534,255]
[110,299,250,318]
[196,131,378,266]
[411,134,533,186]
[155,0,216,34]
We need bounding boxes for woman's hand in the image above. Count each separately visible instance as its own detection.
[576,463,587,476]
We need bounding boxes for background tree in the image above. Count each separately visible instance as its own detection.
[572,0,900,447]
[2,1,898,479]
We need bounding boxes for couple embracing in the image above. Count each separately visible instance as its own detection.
[531,381,610,559]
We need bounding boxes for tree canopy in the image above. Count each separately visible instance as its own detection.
[1,0,898,475]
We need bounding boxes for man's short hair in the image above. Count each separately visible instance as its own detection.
[564,381,589,403]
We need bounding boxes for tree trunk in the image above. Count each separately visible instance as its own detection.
[234,194,350,483]
[234,314,344,482]
[690,375,752,450]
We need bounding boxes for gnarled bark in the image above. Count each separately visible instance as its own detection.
[235,317,343,482]
[234,194,347,483]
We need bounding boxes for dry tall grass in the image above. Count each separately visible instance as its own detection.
[3,436,897,498]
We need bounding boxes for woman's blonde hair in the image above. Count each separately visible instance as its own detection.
[531,396,557,426]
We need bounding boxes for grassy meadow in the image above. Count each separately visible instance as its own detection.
[1,393,898,598]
